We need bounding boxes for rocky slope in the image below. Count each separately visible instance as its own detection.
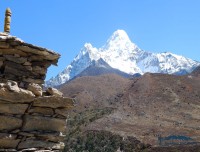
[71,58,132,80]
[59,67,200,150]
[59,74,131,111]
[46,30,200,87]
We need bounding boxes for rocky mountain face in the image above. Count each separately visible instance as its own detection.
[70,58,132,81]
[59,74,131,111]
[46,30,200,87]
[59,69,200,151]
[191,65,200,76]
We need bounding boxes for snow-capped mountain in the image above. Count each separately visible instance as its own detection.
[46,30,200,87]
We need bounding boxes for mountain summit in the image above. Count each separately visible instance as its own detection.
[46,30,200,87]
[102,30,138,51]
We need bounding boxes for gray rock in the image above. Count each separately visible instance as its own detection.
[32,66,47,75]
[0,87,35,103]
[46,87,63,97]
[0,133,19,149]
[22,78,44,85]
[23,61,32,66]
[28,107,54,115]
[5,80,20,92]
[27,83,42,97]
[33,96,74,108]
[0,83,6,88]
[22,115,66,132]
[0,42,9,49]
[18,140,64,150]
[0,103,28,114]
[55,108,70,118]
[0,139,20,149]
[0,115,22,131]
[34,132,65,142]
[4,55,27,64]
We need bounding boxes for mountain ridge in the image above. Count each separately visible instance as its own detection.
[46,29,200,87]
[71,58,132,80]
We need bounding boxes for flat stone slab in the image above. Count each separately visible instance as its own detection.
[0,88,35,103]
[0,133,19,149]
[0,48,28,57]
[36,133,65,142]
[33,96,74,108]
[16,45,60,61]
[0,139,20,149]
[18,140,64,150]
[0,115,22,131]
[0,103,28,114]
[55,108,70,117]
[22,115,66,132]
[28,107,54,116]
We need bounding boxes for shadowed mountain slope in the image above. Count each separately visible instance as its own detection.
[72,58,132,79]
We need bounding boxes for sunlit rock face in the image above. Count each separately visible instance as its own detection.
[46,29,200,87]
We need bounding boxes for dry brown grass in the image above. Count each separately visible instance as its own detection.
[59,73,200,147]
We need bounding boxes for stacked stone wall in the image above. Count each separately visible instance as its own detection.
[0,36,60,86]
[0,80,74,152]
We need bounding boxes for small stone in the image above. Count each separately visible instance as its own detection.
[19,82,26,88]
[5,80,20,92]
[0,83,6,88]
[27,83,42,96]
[23,61,32,66]
[46,87,63,97]
[20,148,37,152]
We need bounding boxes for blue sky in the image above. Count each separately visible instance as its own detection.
[0,1,200,79]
